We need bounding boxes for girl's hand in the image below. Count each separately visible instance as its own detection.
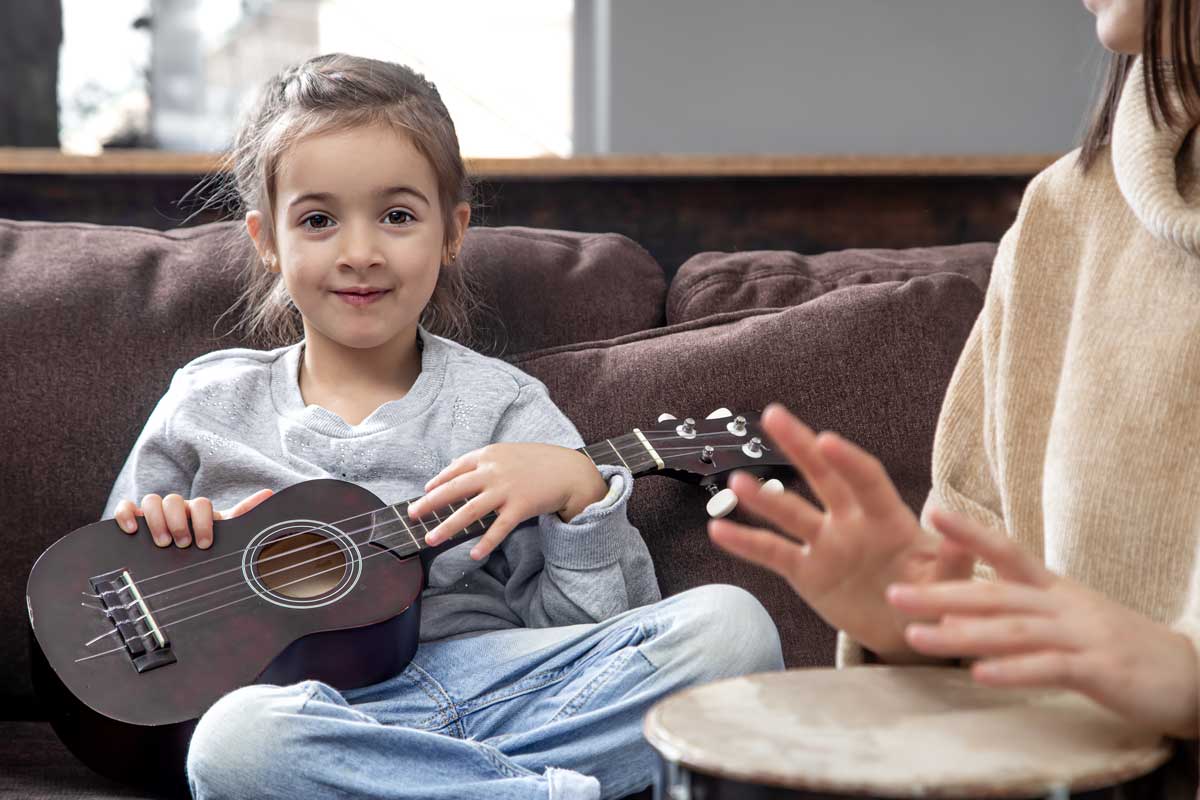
[112,489,275,549]
[889,507,1200,739]
[408,443,607,560]
[708,403,976,660]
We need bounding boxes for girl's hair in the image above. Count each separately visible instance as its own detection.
[1079,0,1200,170]
[207,53,479,347]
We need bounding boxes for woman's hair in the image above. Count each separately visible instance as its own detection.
[205,53,479,347]
[1079,0,1200,170]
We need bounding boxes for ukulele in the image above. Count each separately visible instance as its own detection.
[26,409,787,793]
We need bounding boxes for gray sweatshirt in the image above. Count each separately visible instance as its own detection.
[103,330,660,640]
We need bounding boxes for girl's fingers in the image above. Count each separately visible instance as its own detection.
[140,494,171,547]
[113,499,140,534]
[162,493,192,547]
[761,404,857,517]
[219,488,274,519]
[816,432,906,519]
[927,507,1052,587]
[727,471,824,543]
[188,497,215,550]
[970,650,1081,692]
[887,579,1055,618]
[905,614,1071,659]
[470,511,521,560]
[410,473,485,522]
[423,452,479,494]
[708,517,808,583]
[423,493,496,547]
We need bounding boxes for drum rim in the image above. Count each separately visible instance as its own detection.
[642,667,1174,798]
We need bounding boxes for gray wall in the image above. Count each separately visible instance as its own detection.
[576,1,1105,155]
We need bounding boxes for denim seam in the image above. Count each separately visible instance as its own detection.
[545,638,656,725]
[469,738,541,779]
[402,661,462,733]
[455,663,575,717]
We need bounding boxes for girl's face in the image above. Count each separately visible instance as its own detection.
[249,122,468,354]
[1083,0,1145,54]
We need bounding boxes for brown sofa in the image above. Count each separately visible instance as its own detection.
[0,218,993,798]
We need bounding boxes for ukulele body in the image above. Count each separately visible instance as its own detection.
[26,478,423,794]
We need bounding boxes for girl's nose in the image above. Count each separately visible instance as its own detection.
[336,223,384,270]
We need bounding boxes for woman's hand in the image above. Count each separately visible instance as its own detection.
[112,489,275,549]
[408,443,608,560]
[708,403,976,660]
[890,507,1199,739]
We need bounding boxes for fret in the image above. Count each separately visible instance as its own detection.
[581,445,599,466]
[390,505,421,550]
[607,438,631,470]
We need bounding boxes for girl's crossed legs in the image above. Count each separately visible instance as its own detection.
[187,584,784,800]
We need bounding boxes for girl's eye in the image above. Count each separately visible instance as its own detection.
[302,213,333,230]
[384,209,415,225]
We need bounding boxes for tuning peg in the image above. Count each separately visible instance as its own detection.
[657,413,677,422]
[706,487,738,518]
[705,407,733,420]
[761,478,784,495]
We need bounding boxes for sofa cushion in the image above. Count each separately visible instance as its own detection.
[667,243,996,324]
[515,271,985,667]
[0,219,664,717]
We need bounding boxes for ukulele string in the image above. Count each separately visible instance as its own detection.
[93,432,675,592]
[76,439,773,659]
[92,436,767,611]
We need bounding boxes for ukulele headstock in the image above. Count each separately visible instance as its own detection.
[635,408,787,485]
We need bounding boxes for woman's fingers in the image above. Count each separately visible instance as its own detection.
[927,507,1052,587]
[727,471,823,543]
[904,614,1072,659]
[761,404,856,517]
[970,650,1081,691]
[188,497,215,549]
[887,579,1055,618]
[816,432,906,519]
[708,517,808,584]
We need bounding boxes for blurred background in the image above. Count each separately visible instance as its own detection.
[11,0,1100,156]
[0,0,1106,275]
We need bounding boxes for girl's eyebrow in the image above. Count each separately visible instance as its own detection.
[287,186,431,210]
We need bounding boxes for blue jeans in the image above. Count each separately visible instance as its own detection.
[186,584,783,800]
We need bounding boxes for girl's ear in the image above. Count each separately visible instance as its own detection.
[245,211,279,272]
[447,202,471,261]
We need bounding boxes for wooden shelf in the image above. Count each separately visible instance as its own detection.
[0,148,1057,178]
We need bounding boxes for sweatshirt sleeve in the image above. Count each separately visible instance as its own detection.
[101,370,198,519]
[489,379,662,627]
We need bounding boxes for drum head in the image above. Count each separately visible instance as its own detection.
[643,667,1171,798]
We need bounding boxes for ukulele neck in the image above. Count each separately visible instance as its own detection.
[369,432,663,558]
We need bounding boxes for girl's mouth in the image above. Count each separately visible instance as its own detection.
[333,289,391,307]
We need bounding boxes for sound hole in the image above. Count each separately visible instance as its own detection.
[257,533,346,599]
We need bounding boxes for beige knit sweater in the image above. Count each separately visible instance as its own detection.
[838,59,1200,750]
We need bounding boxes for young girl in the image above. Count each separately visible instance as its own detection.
[104,53,783,800]
[711,0,1198,790]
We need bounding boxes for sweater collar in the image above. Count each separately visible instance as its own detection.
[1111,56,1200,257]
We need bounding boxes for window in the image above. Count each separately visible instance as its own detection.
[59,0,573,157]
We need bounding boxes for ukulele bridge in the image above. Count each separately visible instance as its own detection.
[89,570,177,673]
